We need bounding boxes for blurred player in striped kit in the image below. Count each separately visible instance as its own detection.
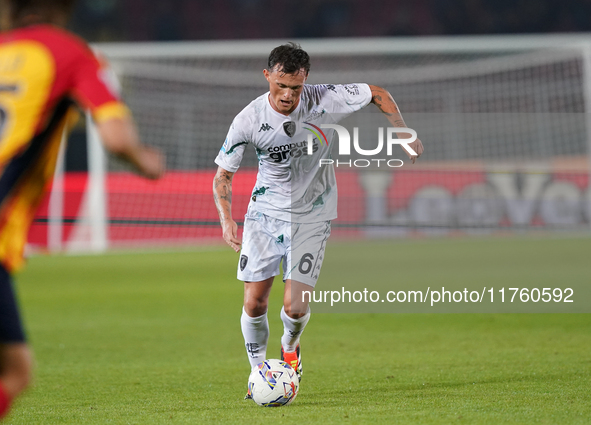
[0,0,164,418]
[213,43,423,397]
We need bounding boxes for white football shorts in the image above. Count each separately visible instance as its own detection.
[237,211,331,288]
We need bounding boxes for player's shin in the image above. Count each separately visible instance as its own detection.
[280,306,310,352]
[0,381,11,419]
[240,308,269,368]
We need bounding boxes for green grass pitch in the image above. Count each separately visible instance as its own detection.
[6,236,591,424]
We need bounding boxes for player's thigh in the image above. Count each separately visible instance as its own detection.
[238,214,285,283]
[244,277,274,315]
[283,279,314,318]
[285,221,331,288]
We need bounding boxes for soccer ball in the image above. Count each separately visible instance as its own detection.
[247,359,299,407]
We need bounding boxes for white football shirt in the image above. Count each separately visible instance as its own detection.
[215,83,372,223]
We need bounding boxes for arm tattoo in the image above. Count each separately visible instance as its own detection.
[370,85,404,123]
[213,169,234,224]
[369,85,420,158]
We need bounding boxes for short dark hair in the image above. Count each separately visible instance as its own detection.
[2,0,76,27]
[267,42,310,75]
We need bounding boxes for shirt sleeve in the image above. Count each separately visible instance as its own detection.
[327,83,372,114]
[70,48,130,123]
[214,117,250,173]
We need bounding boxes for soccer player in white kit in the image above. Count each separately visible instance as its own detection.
[213,43,423,396]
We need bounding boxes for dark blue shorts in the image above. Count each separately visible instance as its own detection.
[0,264,26,343]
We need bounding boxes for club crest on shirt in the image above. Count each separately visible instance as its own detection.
[240,255,248,271]
[283,121,296,137]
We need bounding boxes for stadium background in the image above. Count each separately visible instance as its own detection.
[20,0,591,251]
[69,0,591,41]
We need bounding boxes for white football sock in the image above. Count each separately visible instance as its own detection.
[241,307,269,368]
[280,306,310,352]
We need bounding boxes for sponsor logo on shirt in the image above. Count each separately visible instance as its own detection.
[268,140,319,162]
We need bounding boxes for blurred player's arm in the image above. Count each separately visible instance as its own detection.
[68,44,164,179]
[369,85,424,163]
[69,58,164,178]
[96,116,164,180]
[213,166,241,252]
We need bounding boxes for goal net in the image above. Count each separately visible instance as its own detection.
[30,36,591,251]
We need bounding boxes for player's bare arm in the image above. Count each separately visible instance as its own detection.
[97,117,165,179]
[369,85,424,163]
[213,166,241,252]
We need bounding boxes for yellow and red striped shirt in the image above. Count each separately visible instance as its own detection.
[0,24,128,271]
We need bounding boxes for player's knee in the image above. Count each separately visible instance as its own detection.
[244,297,268,317]
[283,305,307,319]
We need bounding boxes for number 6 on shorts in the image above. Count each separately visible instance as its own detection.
[298,253,314,275]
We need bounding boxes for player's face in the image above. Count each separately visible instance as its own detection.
[263,66,308,115]
[2,9,71,29]
[0,0,13,29]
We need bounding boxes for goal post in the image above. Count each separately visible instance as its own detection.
[36,34,591,253]
[64,113,109,253]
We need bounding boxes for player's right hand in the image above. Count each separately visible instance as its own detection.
[222,219,241,252]
[137,146,165,180]
[406,137,424,164]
